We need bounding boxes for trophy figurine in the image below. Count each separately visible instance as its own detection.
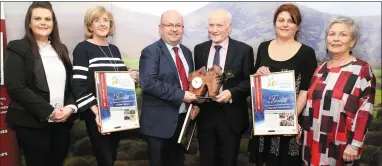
[188,65,224,99]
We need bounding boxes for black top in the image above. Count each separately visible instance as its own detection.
[72,40,128,118]
[254,40,317,92]
[248,40,318,166]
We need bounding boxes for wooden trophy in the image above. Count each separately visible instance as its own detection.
[188,65,223,99]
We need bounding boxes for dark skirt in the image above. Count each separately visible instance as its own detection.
[247,134,302,166]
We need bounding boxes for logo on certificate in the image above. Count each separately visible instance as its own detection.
[267,76,276,88]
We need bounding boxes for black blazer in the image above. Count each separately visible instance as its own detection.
[4,38,77,129]
[194,37,255,134]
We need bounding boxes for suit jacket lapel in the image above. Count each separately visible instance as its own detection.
[34,55,50,93]
[203,41,212,68]
[158,39,180,81]
[224,38,235,71]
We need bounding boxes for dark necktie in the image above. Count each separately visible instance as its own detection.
[173,47,189,91]
[213,45,222,67]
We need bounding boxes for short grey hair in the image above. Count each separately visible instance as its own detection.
[325,16,359,41]
[208,9,232,24]
[226,12,232,24]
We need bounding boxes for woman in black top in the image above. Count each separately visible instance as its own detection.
[71,6,137,166]
[247,4,317,166]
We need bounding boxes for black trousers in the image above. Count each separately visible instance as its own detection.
[85,118,121,166]
[197,104,242,166]
[14,123,73,166]
[146,113,186,166]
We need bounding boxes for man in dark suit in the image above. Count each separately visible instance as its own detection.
[193,9,255,166]
[139,10,198,166]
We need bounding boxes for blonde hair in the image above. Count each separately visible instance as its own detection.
[84,5,115,39]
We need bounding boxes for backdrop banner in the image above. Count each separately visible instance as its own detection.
[2,2,381,166]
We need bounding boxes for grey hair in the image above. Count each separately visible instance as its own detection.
[208,9,232,24]
[325,16,359,41]
[226,12,232,24]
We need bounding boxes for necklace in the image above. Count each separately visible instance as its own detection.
[98,44,119,71]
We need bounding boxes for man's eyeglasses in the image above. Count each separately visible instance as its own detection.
[161,23,184,29]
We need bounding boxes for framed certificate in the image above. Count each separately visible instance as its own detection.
[250,71,298,135]
[177,104,197,150]
[94,71,140,134]
[1,32,4,85]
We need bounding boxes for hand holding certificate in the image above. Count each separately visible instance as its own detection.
[250,71,298,135]
[94,71,140,134]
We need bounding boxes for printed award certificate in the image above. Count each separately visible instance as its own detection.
[94,71,140,133]
[250,71,298,135]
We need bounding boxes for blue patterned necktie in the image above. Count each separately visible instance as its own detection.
[213,45,222,67]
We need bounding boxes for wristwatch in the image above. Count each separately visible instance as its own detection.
[350,144,360,151]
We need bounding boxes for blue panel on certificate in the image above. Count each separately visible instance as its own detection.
[262,89,295,110]
[250,71,298,135]
[95,71,140,134]
[107,86,136,107]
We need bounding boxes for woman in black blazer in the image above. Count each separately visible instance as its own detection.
[4,2,77,166]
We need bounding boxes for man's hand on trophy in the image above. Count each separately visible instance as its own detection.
[184,91,198,103]
[190,105,200,120]
[216,75,224,83]
[214,90,232,103]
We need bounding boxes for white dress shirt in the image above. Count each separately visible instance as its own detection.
[38,40,77,116]
[165,43,189,114]
[206,38,233,103]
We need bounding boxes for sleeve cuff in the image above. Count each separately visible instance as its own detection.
[351,139,363,148]
[227,89,236,102]
[77,95,97,112]
[65,104,78,113]
[46,111,55,122]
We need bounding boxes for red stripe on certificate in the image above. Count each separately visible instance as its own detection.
[254,76,263,112]
[99,72,109,109]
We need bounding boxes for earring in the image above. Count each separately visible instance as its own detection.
[349,50,352,55]
[48,36,52,41]
[326,49,329,54]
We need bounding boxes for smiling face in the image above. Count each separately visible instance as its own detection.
[326,23,356,55]
[89,13,111,38]
[29,7,53,41]
[274,11,299,40]
[208,10,232,44]
[159,10,184,46]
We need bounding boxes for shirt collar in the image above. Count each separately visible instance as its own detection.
[37,40,52,49]
[164,42,181,53]
[212,37,229,50]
